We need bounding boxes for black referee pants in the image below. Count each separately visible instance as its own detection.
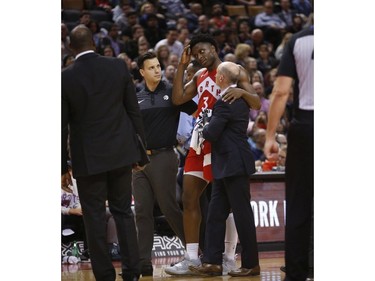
[284,121,314,281]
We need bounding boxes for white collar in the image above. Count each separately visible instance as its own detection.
[75,50,95,59]
[219,84,237,98]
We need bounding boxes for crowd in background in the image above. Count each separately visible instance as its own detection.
[61,2,314,278]
[61,0,313,171]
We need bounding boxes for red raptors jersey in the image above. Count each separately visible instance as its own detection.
[184,68,221,182]
[194,68,221,120]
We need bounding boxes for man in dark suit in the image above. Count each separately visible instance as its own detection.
[189,62,260,277]
[62,24,146,281]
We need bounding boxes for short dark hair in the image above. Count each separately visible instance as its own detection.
[189,33,218,52]
[137,51,157,69]
[70,24,93,51]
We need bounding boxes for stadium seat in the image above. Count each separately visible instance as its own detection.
[247,5,265,17]
[62,9,81,22]
[62,0,84,10]
[225,5,248,17]
[89,10,113,23]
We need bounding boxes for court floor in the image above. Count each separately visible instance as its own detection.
[61,251,285,281]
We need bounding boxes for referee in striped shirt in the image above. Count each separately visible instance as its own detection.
[264,23,314,281]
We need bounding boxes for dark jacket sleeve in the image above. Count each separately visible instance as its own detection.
[202,100,230,142]
[61,71,70,175]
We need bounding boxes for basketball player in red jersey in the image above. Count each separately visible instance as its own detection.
[165,34,260,276]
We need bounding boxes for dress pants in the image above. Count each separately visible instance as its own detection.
[284,121,314,281]
[203,175,259,269]
[76,165,140,281]
[132,149,185,267]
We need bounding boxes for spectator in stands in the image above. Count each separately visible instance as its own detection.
[62,54,75,69]
[176,16,189,31]
[224,26,240,53]
[123,24,144,60]
[186,2,203,32]
[138,1,167,30]
[250,71,264,85]
[184,59,202,85]
[78,10,91,27]
[290,14,305,33]
[61,171,90,261]
[223,53,236,63]
[117,52,142,86]
[256,43,278,76]
[244,57,264,84]
[193,15,214,36]
[100,23,126,57]
[162,64,176,84]
[249,127,266,162]
[154,26,184,58]
[167,53,180,69]
[276,133,288,146]
[254,0,286,48]
[88,20,104,48]
[156,44,170,70]
[112,0,133,25]
[95,0,113,12]
[275,32,293,60]
[112,0,126,22]
[209,3,231,30]
[177,27,191,46]
[137,35,150,51]
[143,13,167,48]
[249,81,270,121]
[276,143,287,170]
[234,43,253,67]
[248,28,269,58]
[158,0,191,22]
[61,23,72,63]
[237,19,253,45]
[117,52,132,69]
[264,67,278,97]
[101,45,116,57]
[212,29,233,60]
[120,10,140,41]
[292,0,312,17]
[278,0,297,32]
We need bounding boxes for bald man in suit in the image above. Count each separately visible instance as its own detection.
[62,24,146,281]
[189,62,260,277]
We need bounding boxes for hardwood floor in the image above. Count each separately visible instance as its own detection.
[61,251,285,281]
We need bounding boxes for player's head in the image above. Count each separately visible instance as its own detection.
[189,34,219,69]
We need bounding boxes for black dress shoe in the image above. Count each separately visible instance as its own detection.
[188,263,222,276]
[228,265,260,277]
[120,272,140,281]
[141,264,153,276]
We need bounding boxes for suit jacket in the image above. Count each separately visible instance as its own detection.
[62,52,146,177]
[202,93,255,180]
